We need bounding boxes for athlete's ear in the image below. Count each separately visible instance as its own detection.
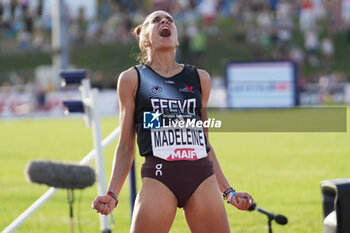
[176,40,179,47]
[144,41,150,47]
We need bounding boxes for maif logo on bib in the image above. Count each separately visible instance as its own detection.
[143,111,162,129]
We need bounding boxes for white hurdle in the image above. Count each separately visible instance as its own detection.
[2,70,122,233]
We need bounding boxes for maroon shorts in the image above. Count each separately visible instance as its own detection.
[141,156,214,208]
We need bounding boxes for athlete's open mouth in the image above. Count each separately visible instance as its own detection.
[159,27,171,37]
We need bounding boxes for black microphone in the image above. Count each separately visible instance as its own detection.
[248,203,288,225]
[25,160,95,189]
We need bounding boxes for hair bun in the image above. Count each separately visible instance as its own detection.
[133,25,142,37]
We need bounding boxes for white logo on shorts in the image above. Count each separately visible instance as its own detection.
[155,164,163,176]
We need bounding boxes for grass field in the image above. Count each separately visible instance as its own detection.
[1,110,349,233]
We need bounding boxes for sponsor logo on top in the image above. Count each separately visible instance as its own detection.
[151,85,163,94]
[165,80,175,85]
[167,148,198,161]
[179,85,194,93]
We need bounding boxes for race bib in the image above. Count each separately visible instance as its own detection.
[151,126,207,161]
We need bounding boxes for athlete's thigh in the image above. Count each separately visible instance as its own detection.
[130,177,178,233]
[183,175,230,233]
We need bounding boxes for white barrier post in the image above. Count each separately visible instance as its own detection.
[82,83,110,232]
[71,76,110,233]
[2,70,124,233]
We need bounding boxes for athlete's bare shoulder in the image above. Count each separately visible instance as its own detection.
[196,68,211,81]
[196,68,211,90]
[118,67,138,85]
[117,66,138,97]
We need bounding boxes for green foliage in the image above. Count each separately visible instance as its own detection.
[1,109,349,232]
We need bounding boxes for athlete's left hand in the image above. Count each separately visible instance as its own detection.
[228,192,254,210]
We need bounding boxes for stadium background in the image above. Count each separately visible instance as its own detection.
[1,0,350,232]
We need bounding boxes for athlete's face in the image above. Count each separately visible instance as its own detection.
[143,11,179,51]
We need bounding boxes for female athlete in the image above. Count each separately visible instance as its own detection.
[92,10,253,233]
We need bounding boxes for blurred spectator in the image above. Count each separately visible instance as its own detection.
[276,0,293,20]
[304,30,319,66]
[34,83,46,111]
[86,19,102,42]
[74,7,87,44]
[321,36,334,68]
[0,2,4,24]
[299,0,316,32]
[218,0,234,16]
[276,14,293,52]
[10,0,17,21]
[23,8,33,33]
[290,45,305,65]
[178,29,191,63]
[268,0,279,11]
[342,0,350,28]
[116,13,132,44]
[298,72,308,92]
[318,72,337,104]
[197,0,218,35]
[187,23,207,67]
[32,27,46,51]
[330,0,343,32]
[313,0,325,20]
[17,29,30,50]
[305,30,319,51]
[257,7,273,38]
[20,0,28,12]
[36,0,43,18]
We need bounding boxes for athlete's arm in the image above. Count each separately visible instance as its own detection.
[198,69,253,210]
[197,69,230,192]
[92,67,137,215]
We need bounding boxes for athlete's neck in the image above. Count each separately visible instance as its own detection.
[146,50,180,74]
